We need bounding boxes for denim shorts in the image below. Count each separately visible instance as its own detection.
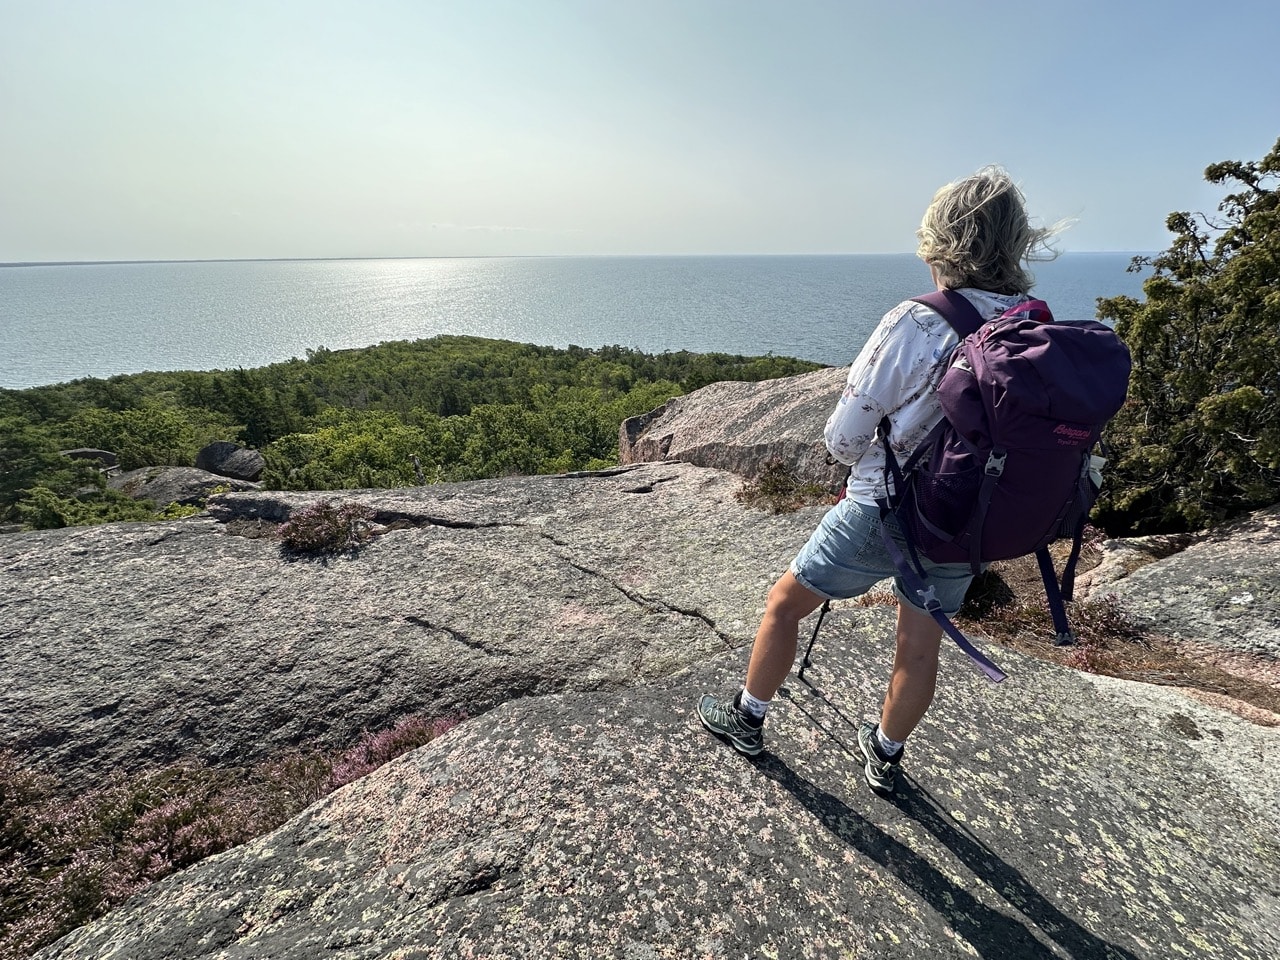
[789,497,976,617]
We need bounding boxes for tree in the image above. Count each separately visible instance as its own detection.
[1096,136,1280,534]
[62,402,196,470]
[0,418,100,522]
[260,412,430,490]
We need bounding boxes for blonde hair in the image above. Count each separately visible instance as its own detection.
[916,165,1060,295]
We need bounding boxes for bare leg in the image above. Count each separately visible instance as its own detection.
[879,601,944,743]
[743,571,828,700]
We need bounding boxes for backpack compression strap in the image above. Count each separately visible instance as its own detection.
[873,502,1009,683]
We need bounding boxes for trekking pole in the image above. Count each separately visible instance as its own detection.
[797,599,830,681]
[797,464,848,682]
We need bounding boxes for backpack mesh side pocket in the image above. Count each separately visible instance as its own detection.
[903,462,982,558]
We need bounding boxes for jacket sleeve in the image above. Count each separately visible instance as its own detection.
[823,301,930,465]
[824,380,886,465]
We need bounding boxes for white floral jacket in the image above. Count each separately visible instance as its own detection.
[825,287,1029,505]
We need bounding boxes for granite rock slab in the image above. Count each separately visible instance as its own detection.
[1,463,819,792]
[35,609,1280,959]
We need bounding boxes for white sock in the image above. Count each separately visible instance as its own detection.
[738,687,770,720]
[876,726,904,758]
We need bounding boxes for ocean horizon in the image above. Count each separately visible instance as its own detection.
[0,253,1150,390]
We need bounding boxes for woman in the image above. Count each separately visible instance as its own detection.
[696,166,1058,794]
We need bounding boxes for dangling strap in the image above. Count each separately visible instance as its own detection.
[1059,461,1096,602]
[878,415,907,505]
[877,415,933,583]
[1035,548,1076,646]
[874,501,1008,683]
[1060,515,1087,603]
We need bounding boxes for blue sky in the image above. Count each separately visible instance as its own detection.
[1,0,1277,261]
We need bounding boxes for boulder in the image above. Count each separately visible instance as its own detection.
[619,366,849,491]
[195,440,265,481]
[58,447,117,469]
[1103,504,1280,689]
[108,466,260,508]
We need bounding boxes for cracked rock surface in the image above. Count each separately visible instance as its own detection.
[8,462,1280,959]
[1102,505,1280,662]
[1,463,817,792]
[33,614,1280,960]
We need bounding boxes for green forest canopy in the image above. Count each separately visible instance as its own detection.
[0,337,819,528]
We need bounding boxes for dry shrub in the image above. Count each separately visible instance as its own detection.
[853,590,897,607]
[736,458,834,514]
[277,500,377,554]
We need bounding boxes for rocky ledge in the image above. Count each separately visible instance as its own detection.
[3,464,818,794]
[4,459,1278,958]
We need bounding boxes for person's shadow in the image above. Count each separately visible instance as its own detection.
[756,688,1141,959]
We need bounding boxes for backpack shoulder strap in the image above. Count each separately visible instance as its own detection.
[909,289,986,339]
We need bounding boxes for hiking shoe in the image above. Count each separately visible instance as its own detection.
[857,721,903,795]
[696,692,764,757]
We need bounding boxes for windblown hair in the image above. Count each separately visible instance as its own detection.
[916,166,1060,295]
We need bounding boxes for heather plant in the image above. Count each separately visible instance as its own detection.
[735,457,833,514]
[0,712,458,960]
[328,714,461,789]
[277,499,378,554]
[1062,630,1110,674]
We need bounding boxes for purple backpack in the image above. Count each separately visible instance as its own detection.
[877,290,1132,682]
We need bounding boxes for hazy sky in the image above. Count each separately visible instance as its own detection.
[2,0,1277,261]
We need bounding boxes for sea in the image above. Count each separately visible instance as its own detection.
[0,253,1149,390]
